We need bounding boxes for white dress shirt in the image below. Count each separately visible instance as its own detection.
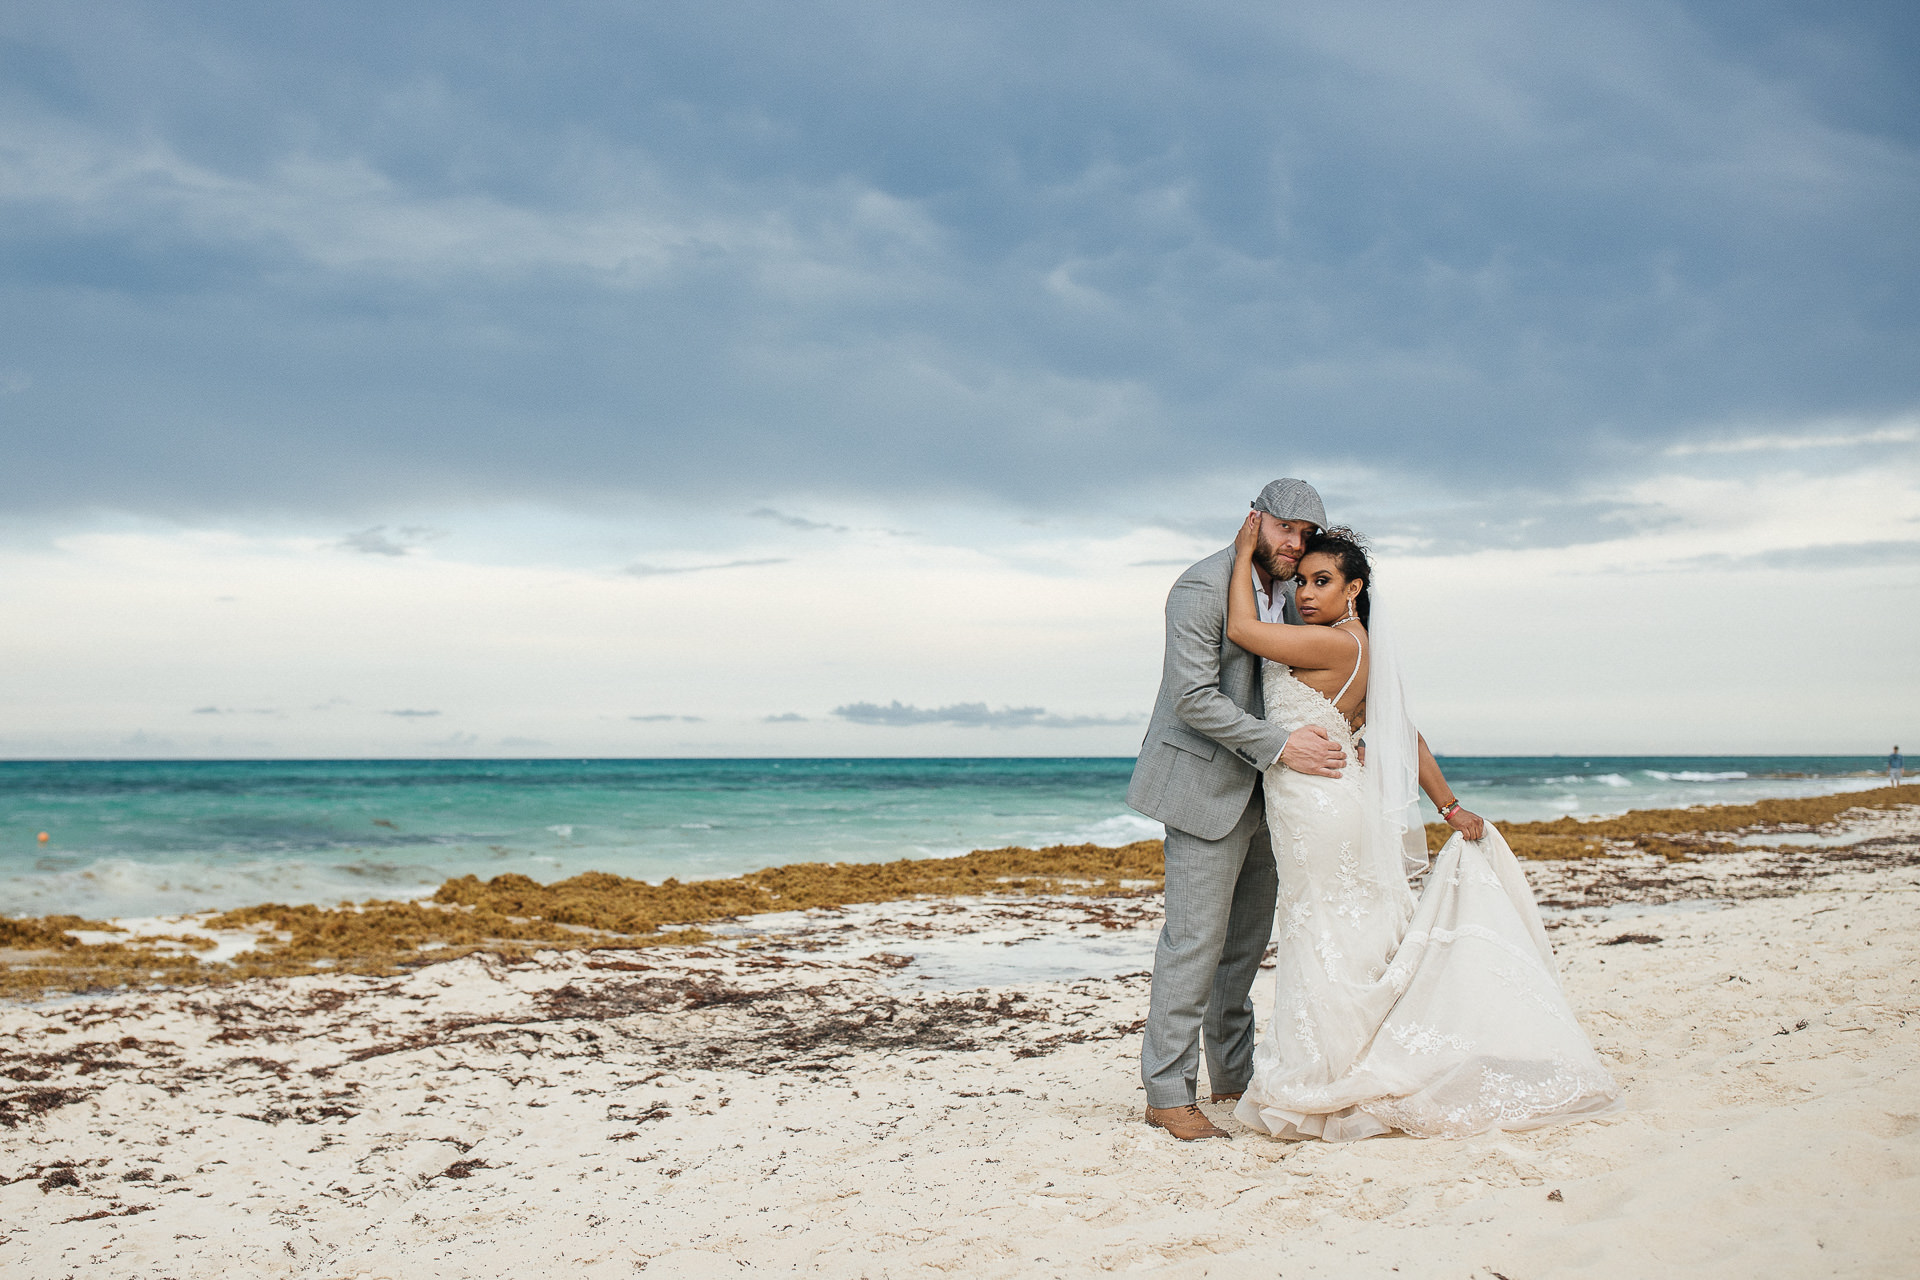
[1252,564,1290,768]
[1252,563,1287,624]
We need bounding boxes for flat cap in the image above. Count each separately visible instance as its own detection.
[1251,477,1327,528]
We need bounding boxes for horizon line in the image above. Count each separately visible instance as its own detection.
[0,753,1892,765]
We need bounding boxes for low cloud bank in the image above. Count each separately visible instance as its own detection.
[833,701,1139,730]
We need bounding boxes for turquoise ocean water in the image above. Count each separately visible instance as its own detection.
[0,757,1890,919]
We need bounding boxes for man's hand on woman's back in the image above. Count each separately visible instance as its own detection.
[1281,725,1346,777]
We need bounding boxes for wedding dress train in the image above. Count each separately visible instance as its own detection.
[1233,660,1621,1142]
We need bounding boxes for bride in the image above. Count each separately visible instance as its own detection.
[1220,516,1620,1141]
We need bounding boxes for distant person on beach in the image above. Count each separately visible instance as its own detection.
[1892,747,1905,786]
[1128,478,1619,1143]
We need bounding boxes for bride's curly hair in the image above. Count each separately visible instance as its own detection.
[1299,526,1372,627]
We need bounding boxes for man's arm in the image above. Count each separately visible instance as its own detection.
[1224,536,1359,668]
[1165,572,1346,777]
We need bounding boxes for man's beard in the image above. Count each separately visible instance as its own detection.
[1254,536,1298,582]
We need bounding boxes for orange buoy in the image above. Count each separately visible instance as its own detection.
[37,831,50,843]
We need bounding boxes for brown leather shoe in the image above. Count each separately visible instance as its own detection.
[1145,1104,1230,1141]
[1209,1091,1244,1104]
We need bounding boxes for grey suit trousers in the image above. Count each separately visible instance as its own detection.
[1140,785,1278,1108]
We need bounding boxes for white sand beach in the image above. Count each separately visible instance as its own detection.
[3,811,1918,1279]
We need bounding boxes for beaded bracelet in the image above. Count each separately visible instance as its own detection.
[1437,800,1462,819]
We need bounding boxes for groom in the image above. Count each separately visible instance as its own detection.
[1128,478,1346,1140]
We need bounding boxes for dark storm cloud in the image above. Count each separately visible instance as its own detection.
[337,526,447,556]
[3,1,1917,520]
[750,509,849,533]
[339,529,409,557]
[833,701,1140,729]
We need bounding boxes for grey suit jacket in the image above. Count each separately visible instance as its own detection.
[1126,546,1298,841]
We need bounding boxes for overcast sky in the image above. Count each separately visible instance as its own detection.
[2,1,1916,758]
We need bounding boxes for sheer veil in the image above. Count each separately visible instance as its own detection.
[1235,557,1624,1142]
[1360,573,1431,880]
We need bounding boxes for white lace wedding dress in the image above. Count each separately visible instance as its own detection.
[1233,657,1621,1142]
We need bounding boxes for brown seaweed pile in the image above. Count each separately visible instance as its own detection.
[0,840,1162,1000]
[2,786,1912,1001]
[0,917,216,1000]
[1474,782,1918,860]
[428,838,1168,932]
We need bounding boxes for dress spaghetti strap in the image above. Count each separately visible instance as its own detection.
[1332,626,1364,709]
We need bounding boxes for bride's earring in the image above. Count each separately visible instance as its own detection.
[1345,596,1358,621]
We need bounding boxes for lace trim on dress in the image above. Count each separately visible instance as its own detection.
[1238,664,1621,1143]
[1261,659,1355,746]
[1361,1055,1620,1140]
